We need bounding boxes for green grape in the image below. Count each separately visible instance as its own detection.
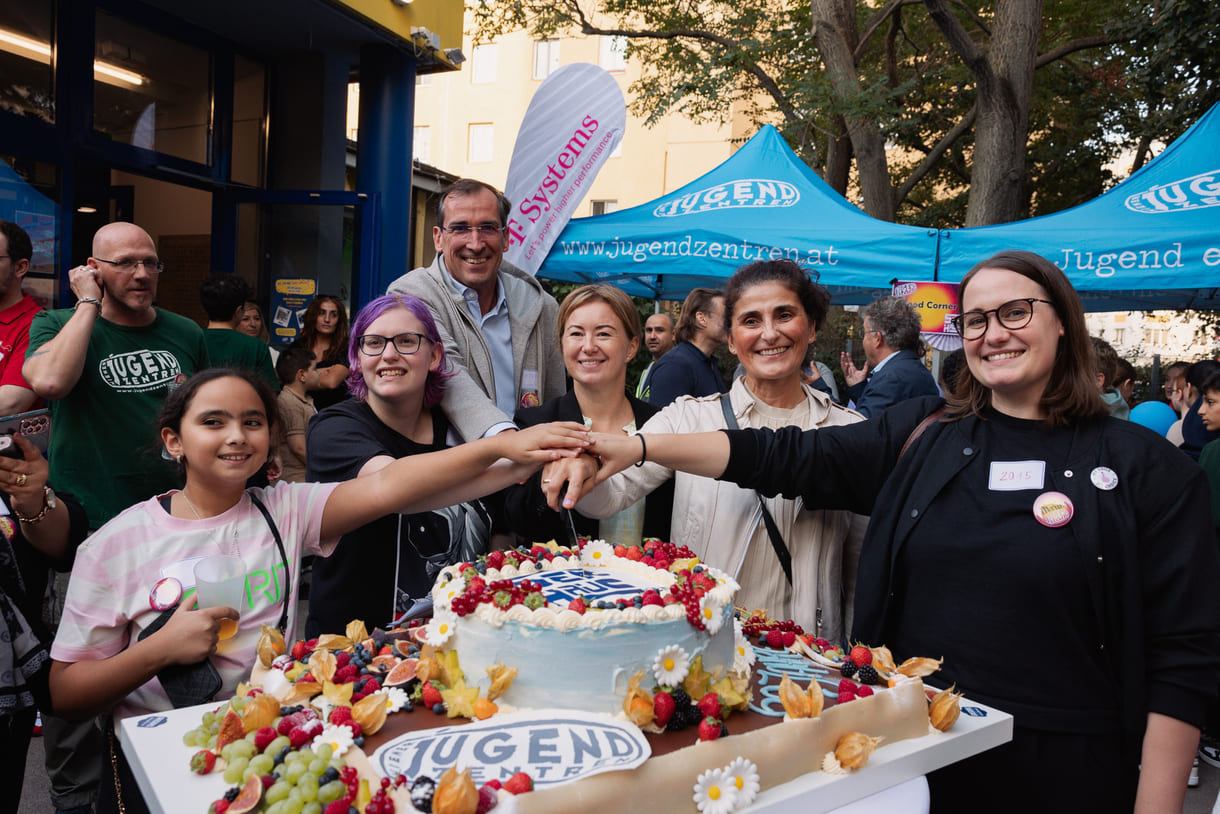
[287,787,304,805]
[266,780,292,806]
[301,803,322,814]
[201,711,217,727]
[242,766,258,783]
[316,780,345,804]
[222,760,245,785]
[231,741,257,761]
[282,799,305,814]
[284,761,307,784]
[295,773,318,802]
[313,743,334,762]
[220,743,236,763]
[230,696,246,711]
[206,734,218,750]
[208,720,220,734]
[249,754,275,775]
[307,758,327,776]
[266,801,291,814]
[266,735,291,755]
[181,730,197,748]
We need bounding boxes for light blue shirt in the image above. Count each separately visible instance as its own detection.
[442,263,517,419]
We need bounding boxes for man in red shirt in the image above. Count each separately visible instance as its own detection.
[0,220,42,416]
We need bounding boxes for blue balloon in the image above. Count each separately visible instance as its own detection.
[1129,400,1178,436]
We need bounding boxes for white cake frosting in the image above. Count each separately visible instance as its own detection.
[429,543,740,716]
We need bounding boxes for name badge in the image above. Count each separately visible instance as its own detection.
[521,369,539,392]
[988,460,1045,491]
[161,557,206,590]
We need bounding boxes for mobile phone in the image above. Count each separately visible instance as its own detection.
[0,409,51,454]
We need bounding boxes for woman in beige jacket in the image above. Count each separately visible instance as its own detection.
[575,260,868,642]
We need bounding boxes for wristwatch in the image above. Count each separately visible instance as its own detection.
[14,486,57,524]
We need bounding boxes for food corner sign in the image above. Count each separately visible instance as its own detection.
[893,280,959,336]
[371,710,650,788]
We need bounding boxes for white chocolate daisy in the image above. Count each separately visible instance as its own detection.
[733,624,756,673]
[312,723,355,757]
[699,594,723,635]
[383,687,408,713]
[652,645,691,686]
[434,580,464,613]
[693,767,738,814]
[423,610,458,647]
[723,758,759,807]
[581,540,614,567]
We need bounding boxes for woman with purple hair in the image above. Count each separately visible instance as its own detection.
[303,293,495,634]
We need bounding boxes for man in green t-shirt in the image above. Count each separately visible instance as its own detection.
[200,272,278,392]
[24,221,210,528]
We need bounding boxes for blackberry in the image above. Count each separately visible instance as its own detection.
[670,688,692,709]
[410,776,437,812]
[857,664,879,685]
[224,787,240,802]
[839,660,858,679]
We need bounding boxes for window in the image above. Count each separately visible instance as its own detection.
[0,0,55,123]
[471,44,497,84]
[1114,328,1125,344]
[591,200,618,215]
[468,123,493,163]
[533,39,560,80]
[414,126,431,164]
[599,36,627,72]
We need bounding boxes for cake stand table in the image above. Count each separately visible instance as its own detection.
[119,694,1010,814]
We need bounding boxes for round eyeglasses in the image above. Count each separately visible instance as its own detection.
[951,298,1054,340]
[94,257,165,273]
[356,332,431,356]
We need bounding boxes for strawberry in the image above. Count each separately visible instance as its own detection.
[568,597,587,614]
[697,692,723,720]
[503,772,533,795]
[291,640,309,661]
[855,685,874,698]
[697,716,722,741]
[253,726,278,752]
[378,645,392,657]
[613,544,627,557]
[641,590,663,607]
[421,681,443,709]
[476,784,499,814]
[189,749,216,774]
[624,546,643,562]
[485,551,505,570]
[209,800,230,814]
[765,630,784,649]
[849,645,873,667]
[653,691,676,728]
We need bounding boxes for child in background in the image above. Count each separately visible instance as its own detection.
[275,346,320,483]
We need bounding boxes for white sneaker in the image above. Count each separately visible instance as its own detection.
[1189,756,1200,788]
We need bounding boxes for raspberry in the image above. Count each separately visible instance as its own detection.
[288,727,312,749]
[253,726,278,752]
[765,630,784,648]
[837,692,855,705]
[363,678,381,694]
[855,685,874,697]
[335,651,351,668]
[476,784,499,814]
[781,631,796,647]
[329,706,353,726]
[837,679,857,694]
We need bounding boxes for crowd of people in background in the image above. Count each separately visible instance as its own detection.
[3,176,1220,814]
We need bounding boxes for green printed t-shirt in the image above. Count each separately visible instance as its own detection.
[29,308,210,528]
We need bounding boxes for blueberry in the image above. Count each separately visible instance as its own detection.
[476,562,487,573]
[403,700,414,712]
[353,735,365,747]
[320,767,340,784]
[432,702,446,714]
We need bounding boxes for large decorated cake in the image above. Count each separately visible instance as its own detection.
[422,540,740,717]
[173,541,975,814]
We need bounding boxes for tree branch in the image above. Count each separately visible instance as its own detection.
[1035,34,1124,68]
[896,104,977,204]
[854,0,917,62]
[923,0,988,79]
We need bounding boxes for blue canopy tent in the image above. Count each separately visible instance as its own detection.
[937,103,1220,311]
[538,125,938,305]
[540,105,1220,312]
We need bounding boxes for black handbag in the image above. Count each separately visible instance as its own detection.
[136,607,222,708]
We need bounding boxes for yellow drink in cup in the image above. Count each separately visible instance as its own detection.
[194,555,245,640]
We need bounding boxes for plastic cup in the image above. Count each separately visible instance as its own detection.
[194,555,245,640]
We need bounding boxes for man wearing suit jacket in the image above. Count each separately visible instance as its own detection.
[840,295,938,419]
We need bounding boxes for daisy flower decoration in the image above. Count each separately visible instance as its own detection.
[733,623,756,673]
[723,758,759,808]
[435,579,464,613]
[698,594,724,635]
[581,540,614,567]
[383,687,409,713]
[423,610,458,647]
[312,723,355,757]
[653,644,690,686]
[693,767,738,814]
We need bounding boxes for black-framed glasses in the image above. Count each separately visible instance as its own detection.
[952,298,1054,340]
[437,223,506,240]
[356,332,431,356]
[94,257,165,273]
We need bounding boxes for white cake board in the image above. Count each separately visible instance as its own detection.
[119,693,1010,814]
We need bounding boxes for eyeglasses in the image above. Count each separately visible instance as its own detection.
[94,257,165,273]
[438,223,505,241]
[952,298,1055,340]
[356,332,431,356]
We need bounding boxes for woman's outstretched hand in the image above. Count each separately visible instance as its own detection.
[496,421,590,464]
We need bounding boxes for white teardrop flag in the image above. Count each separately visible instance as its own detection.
[503,63,626,275]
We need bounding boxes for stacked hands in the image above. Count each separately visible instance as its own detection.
[534,430,651,511]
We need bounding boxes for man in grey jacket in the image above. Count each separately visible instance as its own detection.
[387,179,565,441]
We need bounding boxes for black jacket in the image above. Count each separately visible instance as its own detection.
[506,390,674,544]
[721,396,1220,733]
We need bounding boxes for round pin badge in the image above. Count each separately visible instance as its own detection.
[1032,491,1074,528]
[149,577,182,611]
[1090,466,1118,491]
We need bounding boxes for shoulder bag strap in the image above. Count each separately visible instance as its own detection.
[898,406,947,460]
[720,394,793,586]
[249,492,290,632]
